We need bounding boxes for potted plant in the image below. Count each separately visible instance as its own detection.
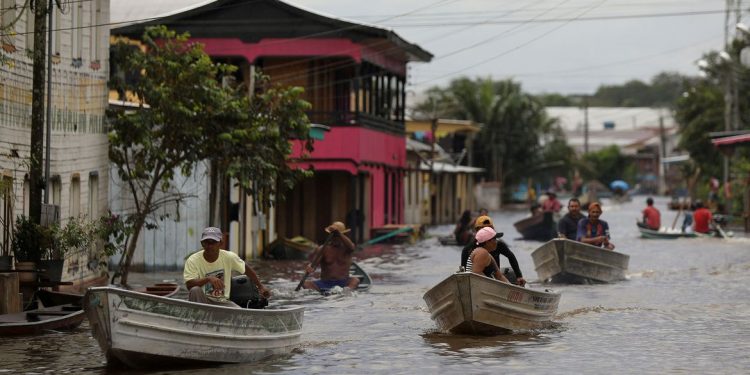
[40,217,97,283]
[11,216,45,283]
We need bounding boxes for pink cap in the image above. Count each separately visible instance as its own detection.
[475,227,497,243]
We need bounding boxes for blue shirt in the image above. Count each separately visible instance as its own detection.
[576,218,610,244]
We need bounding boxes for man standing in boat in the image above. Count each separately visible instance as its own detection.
[558,198,584,240]
[184,227,271,307]
[642,197,661,230]
[302,221,360,292]
[460,216,526,286]
[576,202,615,250]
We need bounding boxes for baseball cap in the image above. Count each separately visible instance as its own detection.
[200,227,222,242]
[475,227,498,243]
[474,215,494,229]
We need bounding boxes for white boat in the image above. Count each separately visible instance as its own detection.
[423,272,560,335]
[84,287,304,369]
[531,239,629,283]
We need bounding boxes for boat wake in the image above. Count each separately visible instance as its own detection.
[556,305,655,319]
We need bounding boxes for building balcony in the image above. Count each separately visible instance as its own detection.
[307,111,405,135]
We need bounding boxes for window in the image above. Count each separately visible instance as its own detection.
[70,175,80,217]
[88,173,98,218]
[53,6,60,56]
[1,0,15,30]
[71,0,82,59]
[0,175,13,257]
[24,2,33,51]
[22,176,29,215]
[51,175,61,207]
[89,0,100,62]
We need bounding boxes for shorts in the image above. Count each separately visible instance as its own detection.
[313,278,350,291]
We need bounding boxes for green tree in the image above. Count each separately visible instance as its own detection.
[580,145,635,186]
[674,81,724,179]
[414,77,560,203]
[108,26,312,285]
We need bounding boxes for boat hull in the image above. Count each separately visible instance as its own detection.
[513,212,556,241]
[84,287,304,369]
[637,226,698,239]
[423,273,560,335]
[531,239,629,283]
[0,304,84,336]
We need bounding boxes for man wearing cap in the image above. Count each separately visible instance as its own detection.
[466,227,510,283]
[460,215,526,286]
[558,198,584,240]
[302,221,360,292]
[184,227,271,307]
[576,202,615,250]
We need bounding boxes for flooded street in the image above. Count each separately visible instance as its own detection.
[2,197,750,374]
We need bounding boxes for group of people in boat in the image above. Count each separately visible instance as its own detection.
[184,221,359,307]
[639,197,716,235]
[558,198,615,250]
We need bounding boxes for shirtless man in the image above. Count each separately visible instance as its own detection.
[302,221,360,291]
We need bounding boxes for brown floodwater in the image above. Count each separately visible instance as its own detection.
[2,197,750,374]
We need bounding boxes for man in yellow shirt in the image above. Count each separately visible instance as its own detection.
[184,227,271,307]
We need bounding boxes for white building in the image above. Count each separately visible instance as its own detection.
[0,0,111,289]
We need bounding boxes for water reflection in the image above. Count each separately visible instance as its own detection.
[2,197,750,374]
[422,329,554,358]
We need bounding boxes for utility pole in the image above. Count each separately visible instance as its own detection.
[583,97,589,155]
[658,115,667,195]
[29,0,50,225]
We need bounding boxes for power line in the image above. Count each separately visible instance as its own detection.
[414,0,609,86]
[386,9,728,27]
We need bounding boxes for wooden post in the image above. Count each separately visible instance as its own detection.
[0,273,22,314]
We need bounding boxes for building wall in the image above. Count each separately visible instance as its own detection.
[0,0,110,282]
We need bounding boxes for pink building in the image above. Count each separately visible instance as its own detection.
[114,0,432,247]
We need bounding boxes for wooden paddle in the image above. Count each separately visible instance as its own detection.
[295,232,335,291]
[671,198,685,230]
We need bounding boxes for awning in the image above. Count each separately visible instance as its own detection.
[418,160,484,173]
[711,133,750,146]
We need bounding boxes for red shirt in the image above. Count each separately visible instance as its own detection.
[542,198,561,213]
[693,208,712,233]
[642,206,661,230]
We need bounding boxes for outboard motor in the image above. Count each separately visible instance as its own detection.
[713,214,728,227]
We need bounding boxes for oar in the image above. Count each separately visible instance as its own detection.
[671,198,684,230]
[714,223,729,239]
[295,232,334,291]
[355,226,413,250]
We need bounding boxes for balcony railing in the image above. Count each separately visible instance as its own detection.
[307,111,404,135]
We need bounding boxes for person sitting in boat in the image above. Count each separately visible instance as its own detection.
[530,202,542,216]
[558,198,584,240]
[302,221,360,292]
[692,200,713,234]
[478,207,489,216]
[576,202,615,250]
[184,227,271,307]
[460,215,526,286]
[541,191,562,213]
[642,197,661,230]
[453,210,474,246]
[465,227,511,283]
[681,203,694,233]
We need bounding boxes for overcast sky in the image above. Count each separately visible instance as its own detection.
[113,0,739,95]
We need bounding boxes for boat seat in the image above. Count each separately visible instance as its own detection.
[26,310,75,317]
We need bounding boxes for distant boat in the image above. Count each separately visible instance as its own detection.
[84,287,304,369]
[136,282,181,298]
[438,235,459,246]
[0,290,84,336]
[531,239,629,284]
[265,236,317,260]
[513,211,556,241]
[423,272,560,335]
[637,224,698,239]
